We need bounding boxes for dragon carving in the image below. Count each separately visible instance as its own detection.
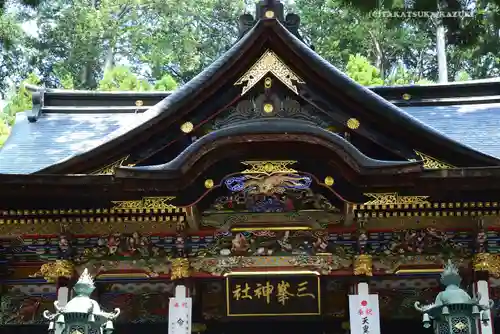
[226,173,311,195]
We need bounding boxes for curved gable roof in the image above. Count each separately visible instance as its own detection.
[32,18,500,174]
[116,118,419,177]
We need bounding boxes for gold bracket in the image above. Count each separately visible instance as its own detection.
[241,160,298,175]
[171,258,191,280]
[90,156,131,175]
[30,260,74,283]
[415,151,454,169]
[473,253,500,277]
[353,254,373,277]
[359,192,430,208]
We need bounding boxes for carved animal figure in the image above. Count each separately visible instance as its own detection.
[240,173,311,195]
[231,233,250,254]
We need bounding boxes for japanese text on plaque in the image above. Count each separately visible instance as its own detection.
[232,280,316,306]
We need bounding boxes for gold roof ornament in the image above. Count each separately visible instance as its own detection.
[362,192,430,206]
[241,160,298,175]
[90,156,129,175]
[112,196,178,211]
[235,50,305,96]
[30,260,74,283]
[415,151,454,169]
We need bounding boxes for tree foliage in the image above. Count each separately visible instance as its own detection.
[345,54,384,86]
[2,72,40,124]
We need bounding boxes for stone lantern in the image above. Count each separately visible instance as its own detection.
[43,268,120,334]
[415,260,493,334]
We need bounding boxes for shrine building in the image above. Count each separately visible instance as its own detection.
[1,1,500,334]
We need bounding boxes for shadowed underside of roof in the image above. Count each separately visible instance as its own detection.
[0,102,499,174]
[0,112,139,174]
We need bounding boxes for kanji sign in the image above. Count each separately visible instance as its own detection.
[226,274,320,316]
[169,286,192,334]
[349,294,380,334]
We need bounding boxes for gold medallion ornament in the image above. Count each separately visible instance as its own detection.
[263,103,274,113]
[204,179,214,189]
[353,254,373,276]
[170,258,191,280]
[346,118,360,130]
[235,50,305,96]
[264,10,275,18]
[324,176,334,186]
[31,260,75,283]
[181,121,194,133]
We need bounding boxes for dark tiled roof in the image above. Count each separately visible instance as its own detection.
[1,102,500,174]
[401,103,500,159]
[0,112,138,174]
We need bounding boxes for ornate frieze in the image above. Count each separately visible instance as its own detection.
[211,95,330,130]
[355,193,500,218]
[190,255,352,276]
[0,198,186,236]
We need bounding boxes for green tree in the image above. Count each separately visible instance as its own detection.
[154,73,179,91]
[2,72,40,124]
[29,0,246,89]
[0,72,40,147]
[98,66,151,91]
[345,54,384,86]
[0,121,9,147]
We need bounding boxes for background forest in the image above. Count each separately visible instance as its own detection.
[0,0,500,146]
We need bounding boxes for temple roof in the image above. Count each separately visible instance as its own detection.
[1,81,499,174]
[1,5,500,174]
[0,112,139,174]
[404,103,500,160]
